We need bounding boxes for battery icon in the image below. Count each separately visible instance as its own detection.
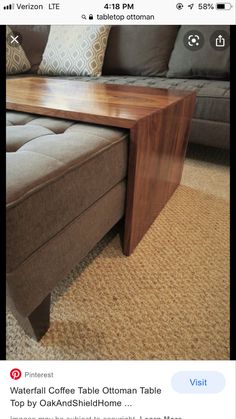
[216,3,233,9]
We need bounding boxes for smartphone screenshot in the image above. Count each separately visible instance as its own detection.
[1,1,235,418]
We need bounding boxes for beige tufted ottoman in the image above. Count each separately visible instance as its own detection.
[6,111,128,340]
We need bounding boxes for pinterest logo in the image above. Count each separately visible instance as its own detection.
[10,368,22,380]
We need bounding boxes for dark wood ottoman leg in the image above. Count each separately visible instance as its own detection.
[11,294,51,341]
[27,294,51,340]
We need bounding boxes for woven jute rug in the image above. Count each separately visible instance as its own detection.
[6,150,230,360]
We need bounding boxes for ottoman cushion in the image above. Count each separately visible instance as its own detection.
[6,112,128,272]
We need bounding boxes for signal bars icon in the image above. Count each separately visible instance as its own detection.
[3,3,14,9]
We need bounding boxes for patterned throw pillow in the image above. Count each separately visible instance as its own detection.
[6,26,31,75]
[38,25,111,77]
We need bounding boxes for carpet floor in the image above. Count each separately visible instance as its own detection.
[6,145,230,360]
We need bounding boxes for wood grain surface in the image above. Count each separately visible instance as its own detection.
[124,94,196,254]
[7,77,193,128]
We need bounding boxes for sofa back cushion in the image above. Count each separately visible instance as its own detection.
[38,25,111,77]
[9,25,50,73]
[6,26,31,75]
[103,25,179,76]
[167,25,230,80]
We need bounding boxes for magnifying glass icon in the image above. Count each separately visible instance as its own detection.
[81,14,87,19]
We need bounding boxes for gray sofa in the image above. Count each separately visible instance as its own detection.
[9,24,230,149]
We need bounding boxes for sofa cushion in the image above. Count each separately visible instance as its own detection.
[38,25,111,77]
[6,26,31,75]
[103,25,179,76]
[9,25,50,73]
[167,25,230,80]
[6,112,128,272]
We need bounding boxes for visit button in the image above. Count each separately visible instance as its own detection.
[172,371,225,393]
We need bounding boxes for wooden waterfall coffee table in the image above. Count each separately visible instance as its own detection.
[6,77,196,255]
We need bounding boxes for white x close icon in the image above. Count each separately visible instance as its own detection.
[10,34,19,44]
